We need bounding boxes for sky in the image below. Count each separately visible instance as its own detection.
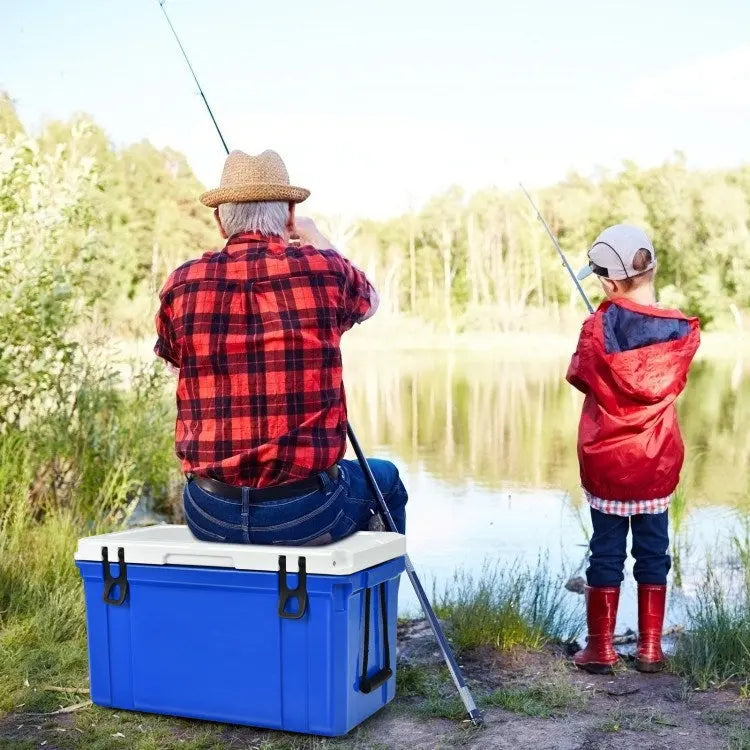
[2,0,749,218]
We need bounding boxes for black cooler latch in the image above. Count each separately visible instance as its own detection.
[277,555,308,619]
[101,547,129,606]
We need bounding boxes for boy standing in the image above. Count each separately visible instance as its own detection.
[567,225,700,674]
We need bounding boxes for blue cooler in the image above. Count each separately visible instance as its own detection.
[75,526,405,736]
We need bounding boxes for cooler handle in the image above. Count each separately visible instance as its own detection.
[277,555,308,619]
[359,582,393,693]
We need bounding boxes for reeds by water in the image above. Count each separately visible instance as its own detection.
[433,558,584,652]
[672,535,750,689]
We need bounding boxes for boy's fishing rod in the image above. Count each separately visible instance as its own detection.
[520,183,594,314]
[156,0,483,726]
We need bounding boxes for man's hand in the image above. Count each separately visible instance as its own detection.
[294,216,333,250]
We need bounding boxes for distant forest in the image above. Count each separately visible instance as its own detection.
[3,92,749,340]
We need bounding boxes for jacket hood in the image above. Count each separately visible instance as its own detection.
[593,299,700,404]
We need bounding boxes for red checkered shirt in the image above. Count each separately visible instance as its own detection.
[154,232,375,487]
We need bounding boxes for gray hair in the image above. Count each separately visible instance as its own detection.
[218,201,289,238]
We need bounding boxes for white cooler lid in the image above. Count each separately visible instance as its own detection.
[75,525,405,575]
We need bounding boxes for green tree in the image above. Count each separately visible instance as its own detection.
[0,92,23,137]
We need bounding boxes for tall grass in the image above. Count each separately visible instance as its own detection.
[670,485,688,588]
[433,558,583,652]
[27,361,177,520]
[0,363,178,713]
[0,501,91,711]
[672,537,750,689]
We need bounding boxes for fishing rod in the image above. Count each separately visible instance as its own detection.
[156,0,483,726]
[157,0,228,153]
[346,423,483,725]
[519,183,594,314]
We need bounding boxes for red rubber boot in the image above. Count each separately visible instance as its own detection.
[635,584,667,673]
[574,586,620,674]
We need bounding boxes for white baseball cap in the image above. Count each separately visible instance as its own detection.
[577,224,657,281]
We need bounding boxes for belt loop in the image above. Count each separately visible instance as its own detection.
[241,487,251,543]
[318,470,331,491]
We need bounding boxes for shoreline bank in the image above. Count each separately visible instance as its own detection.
[113,328,747,364]
[3,621,748,750]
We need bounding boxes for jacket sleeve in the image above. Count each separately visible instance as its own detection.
[566,316,594,394]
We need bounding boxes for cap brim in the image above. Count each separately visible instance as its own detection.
[576,264,594,281]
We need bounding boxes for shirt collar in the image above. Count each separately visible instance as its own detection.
[223,232,285,255]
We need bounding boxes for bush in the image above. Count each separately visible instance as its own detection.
[0,123,106,427]
[0,98,186,718]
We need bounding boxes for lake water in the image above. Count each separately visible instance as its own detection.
[342,349,750,632]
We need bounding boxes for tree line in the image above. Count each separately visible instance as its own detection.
[3,91,749,344]
[351,162,750,331]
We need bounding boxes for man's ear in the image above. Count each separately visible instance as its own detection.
[214,208,228,239]
[287,202,296,234]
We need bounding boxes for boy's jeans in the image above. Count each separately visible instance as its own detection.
[183,458,407,546]
[586,508,671,587]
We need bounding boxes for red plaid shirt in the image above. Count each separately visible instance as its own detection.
[154,232,374,487]
[584,490,672,517]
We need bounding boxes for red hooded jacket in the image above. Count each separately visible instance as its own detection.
[566,298,700,502]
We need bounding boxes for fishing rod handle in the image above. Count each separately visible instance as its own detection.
[346,423,400,533]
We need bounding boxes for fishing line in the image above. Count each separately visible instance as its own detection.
[158,0,229,154]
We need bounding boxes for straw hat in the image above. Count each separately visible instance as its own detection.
[199,149,310,207]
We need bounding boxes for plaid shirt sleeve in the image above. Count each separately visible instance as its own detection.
[154,286,180,368]
[339,256,375,331]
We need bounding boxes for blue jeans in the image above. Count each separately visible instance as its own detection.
[586,508,671,587]
[183,459,407,545]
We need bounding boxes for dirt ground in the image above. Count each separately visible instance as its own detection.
[1,623,748,750]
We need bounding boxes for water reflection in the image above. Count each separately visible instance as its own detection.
[342,350,750,627]
[344,352,750,507]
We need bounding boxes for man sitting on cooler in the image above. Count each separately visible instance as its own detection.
[154,149,407,545]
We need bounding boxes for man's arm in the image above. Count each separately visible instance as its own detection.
[294,216,378,328]
[359,284,379,321]
[154,290,180,370]
[293,216,334,251]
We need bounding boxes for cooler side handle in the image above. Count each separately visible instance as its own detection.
[358,582,393,693]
